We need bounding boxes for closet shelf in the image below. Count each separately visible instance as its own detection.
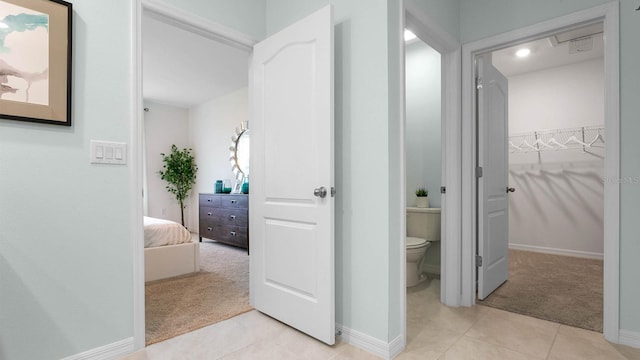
[509,126,604,154]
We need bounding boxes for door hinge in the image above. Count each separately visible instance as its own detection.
[476,255,483,267]
[476,77,483,90]
[440,186,446,194]
[476,166,483,178]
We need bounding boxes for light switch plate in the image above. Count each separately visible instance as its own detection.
[91,140,127,165]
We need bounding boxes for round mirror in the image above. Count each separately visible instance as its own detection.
[230,121,250,181]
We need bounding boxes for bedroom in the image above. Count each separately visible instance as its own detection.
[141,9,251,344]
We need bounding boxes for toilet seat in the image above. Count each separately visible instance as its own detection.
[407,236,428,249]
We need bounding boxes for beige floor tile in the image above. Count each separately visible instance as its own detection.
[548,325,629,360]
[612,343,640,360]
[465,307,559,358]
[402,326,462,359]
[328,345,382,360]
[119,350,149,360]
[439,336,541,360]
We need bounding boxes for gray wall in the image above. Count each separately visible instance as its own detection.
[460,0,640,334]
[0,1,133,358]
[405,40,442,208]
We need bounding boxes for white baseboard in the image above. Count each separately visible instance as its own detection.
[509,243,603,260]
[619,330,640,349]
[61,338,135,360]
[336,324,404,359]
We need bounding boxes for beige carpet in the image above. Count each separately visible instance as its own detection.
[145,241,252,345]
[479,249,603,332]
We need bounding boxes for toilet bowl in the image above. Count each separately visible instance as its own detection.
[406,236,431,287]
[406,207,441,287]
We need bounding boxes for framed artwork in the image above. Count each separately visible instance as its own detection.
[0,0,72,126]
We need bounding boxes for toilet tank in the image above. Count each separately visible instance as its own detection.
[407,207,441,241]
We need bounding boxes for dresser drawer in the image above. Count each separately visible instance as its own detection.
[199,223,248,248]
[199,194,221,207]
[199,207,248,225]
[219,195,248,209]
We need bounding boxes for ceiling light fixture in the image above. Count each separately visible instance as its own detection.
[516,48,531,58]
[404,29,416,42]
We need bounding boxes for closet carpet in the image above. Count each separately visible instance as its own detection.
[479,249,603,333]
[145,240,252,345]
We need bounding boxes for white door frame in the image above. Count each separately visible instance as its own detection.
[403,1,463,307]
[397,2,463,349]
[460,2,620,342]
[130,0,256,350]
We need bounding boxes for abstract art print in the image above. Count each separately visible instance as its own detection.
[0,0,71,126]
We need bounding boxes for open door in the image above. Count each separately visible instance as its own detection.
[477,53,509,300]
[250,5,335,345]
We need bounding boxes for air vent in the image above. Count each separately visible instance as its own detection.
[569,36,594,54]
[549,23,603,47]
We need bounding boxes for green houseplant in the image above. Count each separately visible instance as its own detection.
[415,187,429,208]
[159,145,198,226]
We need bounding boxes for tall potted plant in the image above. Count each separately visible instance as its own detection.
[159,145,198,227]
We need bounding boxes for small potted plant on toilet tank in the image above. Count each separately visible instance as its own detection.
[415,188,429,208]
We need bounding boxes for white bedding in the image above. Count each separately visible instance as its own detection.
[144,216,193,248]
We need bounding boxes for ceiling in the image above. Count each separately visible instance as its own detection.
[492,24,604,77]
[142,13,249,108]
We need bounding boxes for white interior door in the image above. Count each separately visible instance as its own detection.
[477,53,509,300]
[250,5,335,345]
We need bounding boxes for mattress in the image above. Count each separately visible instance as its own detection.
[144,216,193,248]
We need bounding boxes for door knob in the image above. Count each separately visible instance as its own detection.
[314,186,327,198]
[507,187,516,193]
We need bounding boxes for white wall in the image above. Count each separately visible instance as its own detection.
[187,87,248,231]
[405,40,442,208]
[507,58,604,257]
[144,101,190,225]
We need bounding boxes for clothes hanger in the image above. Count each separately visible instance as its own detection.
[547,137,567,150]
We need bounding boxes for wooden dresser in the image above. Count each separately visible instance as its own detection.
[199,193,248,250]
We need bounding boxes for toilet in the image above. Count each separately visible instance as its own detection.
[406,207,441,287]
[406,236,431,287]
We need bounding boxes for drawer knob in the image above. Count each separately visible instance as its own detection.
[230,231,237,236]
[207,212,213,216]
[207,199,212,202]
[230,200,237,204]
[207,227,212,231]
[229,215,236,220]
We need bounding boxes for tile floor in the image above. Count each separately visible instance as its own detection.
[122,279,640,359]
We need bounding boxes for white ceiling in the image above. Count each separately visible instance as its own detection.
[142,13,249,108]
[492,30,604,77]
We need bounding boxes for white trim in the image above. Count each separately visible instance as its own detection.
[61,338,134,360]
[619,330,640,349]
[508,243,603,260]
[397,0,408,356]
[405,0,463,309]
[461,1,620,342]
[141,0,257,51]
[336,324,401,360]
[131,0,146,351]
[132,1,257,351]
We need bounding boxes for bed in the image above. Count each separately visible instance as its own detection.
[144,216,200,282]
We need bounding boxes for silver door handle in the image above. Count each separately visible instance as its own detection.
[314,186,327,198]
[507,187,516,193]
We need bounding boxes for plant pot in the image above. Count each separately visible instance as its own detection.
[416,196,429,208]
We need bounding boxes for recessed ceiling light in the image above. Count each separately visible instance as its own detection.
[404,29,416,42]
[516,48,531,58]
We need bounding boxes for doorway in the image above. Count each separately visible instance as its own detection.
[476,25,606,332]
[139,4,253,345]
[461,3,620,342]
